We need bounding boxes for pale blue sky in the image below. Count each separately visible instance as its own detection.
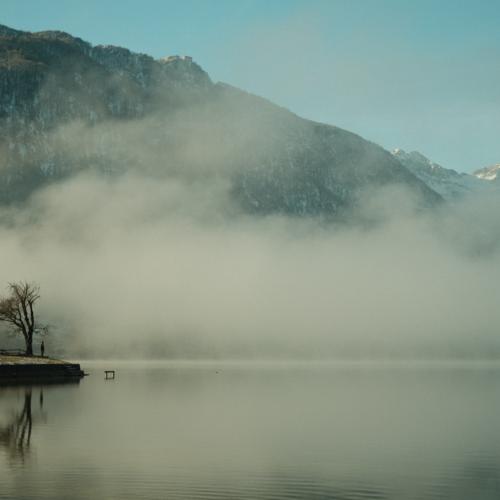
[2,0,500,171]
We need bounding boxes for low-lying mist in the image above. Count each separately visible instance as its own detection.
[0,168,499,359]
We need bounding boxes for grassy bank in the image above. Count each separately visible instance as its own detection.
[0,354,69,365]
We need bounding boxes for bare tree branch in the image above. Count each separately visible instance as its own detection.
[0,282,41,356]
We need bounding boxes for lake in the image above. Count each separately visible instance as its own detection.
[1,360,500,499]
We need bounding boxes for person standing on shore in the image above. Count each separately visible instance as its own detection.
[40,341,45,358]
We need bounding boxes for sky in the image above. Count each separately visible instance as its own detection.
[2,0,500,172]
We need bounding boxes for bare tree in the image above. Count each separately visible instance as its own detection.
[0,282,40,356]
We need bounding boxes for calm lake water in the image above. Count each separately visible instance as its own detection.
[1,360,500,499]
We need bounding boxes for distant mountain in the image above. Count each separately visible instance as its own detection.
[474,164,500,182]
[0,24,442,215]
[392,149,496,200]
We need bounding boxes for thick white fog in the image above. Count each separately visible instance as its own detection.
[0,160,499,358]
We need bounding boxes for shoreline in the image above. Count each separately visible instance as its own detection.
[0,354,85,383]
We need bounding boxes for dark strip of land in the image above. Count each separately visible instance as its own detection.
[0,355,84,383]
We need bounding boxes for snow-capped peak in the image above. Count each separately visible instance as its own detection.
[392,148,496,200]
[473,164,500,181]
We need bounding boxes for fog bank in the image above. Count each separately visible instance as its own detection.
[0,171,499,359]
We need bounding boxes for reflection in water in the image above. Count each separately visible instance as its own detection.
[0,389,34,463]
[1,362,500,499]
[0,383,64,466]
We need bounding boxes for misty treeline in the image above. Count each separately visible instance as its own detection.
[0,282,42,356]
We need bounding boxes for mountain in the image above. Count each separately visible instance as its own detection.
[474,164,500,182]
[0,24,442,215]
[392,149,496,200]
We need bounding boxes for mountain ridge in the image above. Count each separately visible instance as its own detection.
[0,23,442,215]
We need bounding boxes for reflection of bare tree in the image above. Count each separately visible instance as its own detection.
[0,390,33,462]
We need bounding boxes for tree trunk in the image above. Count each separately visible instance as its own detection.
[25,335,33,356]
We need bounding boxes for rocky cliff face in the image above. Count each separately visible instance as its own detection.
[0,24,441,214]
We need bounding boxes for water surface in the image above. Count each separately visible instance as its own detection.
[1,360,500,499]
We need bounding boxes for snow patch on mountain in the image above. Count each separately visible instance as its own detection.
[392,149,495,200]
[474,164,500,181]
